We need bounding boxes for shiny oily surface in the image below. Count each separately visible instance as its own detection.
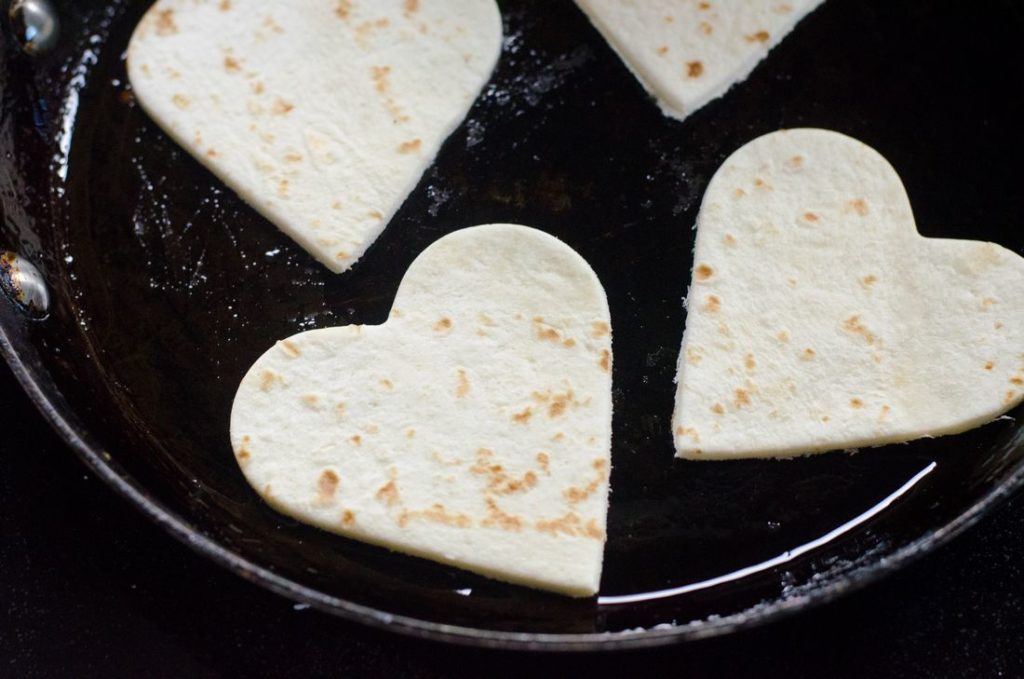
[1,0,1023,648]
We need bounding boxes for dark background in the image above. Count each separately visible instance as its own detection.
[3,358,1024,678]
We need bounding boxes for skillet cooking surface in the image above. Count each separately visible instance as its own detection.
[2,0,1023,648]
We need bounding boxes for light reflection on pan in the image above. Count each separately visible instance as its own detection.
[598,462,938,606]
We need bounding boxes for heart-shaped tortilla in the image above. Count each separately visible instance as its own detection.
[127,0,501,273]
[231,224,613,596]
[574,0,823,121]
[673,129,1024,459]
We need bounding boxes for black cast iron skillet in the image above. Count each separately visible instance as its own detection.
[2,0,1023,650]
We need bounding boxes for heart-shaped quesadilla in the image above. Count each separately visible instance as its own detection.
[127,0,502,272]
[674,128,1024,459]
[574,0,824,121]
[231,224,613,595]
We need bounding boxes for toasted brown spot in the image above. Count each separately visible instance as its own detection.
[430,450,462,466]
[536,452,550,474]
[746,30,770,43]
[733,389,751,408]
[219,0,232,9]
[802,212,819,222]
[862,275,878,287]
[284,152,303,163]
[277,179,290,197]
[985,362,995,371]
[702,295,721,313]
[470,449,540,497]
[686,348,704,365]
[433,317,453,332]
[744,353,756,371]
[251,80,265,94]
[1006,391,1018,406]
[536,512,604,540]
[698,1,711,8]
[380,378,394,391]
[371,65,391,93]
[996,322,1005,330]
[405,428,415,439]
[398,139,422,154]
[235,447,251,461]
[564,459,609,505]
[537,327,560,342]
[279,339,301,357]
[599,349,611,373]
[404,0,419,13]
[777,330,790,343]
[398,504,472,529]
[734,188,747,199]
[822,415,830,423]
[656,46,669,56]
[695,264,714,281]
[512,407,533,424]
[850,398,864,409]
[335,0,352,19]
[843,315,876,345]
[258,370,281,391]
[686,61,704,78]
[482,498,523,531]
[272,98,295,115]
[318,470,340,499]
[847,198,869,216]
[549,391,574,419]
[802,348,816,360]
[171,94,190,109]
[456,369,471,398]
[879,404,891,421]
[1011,377,1024,386]
[331,200,343,210]
[341,509,356,526]
[563,338,577,348]
[375,479,400,507]
[982,297,997,308]
[675,426,700,443]
[552,432,565,442]
[333,251,350,262]
[155,9,178,35]
[205,149,220,158]
[754,177,769,189]
[368,210,384,220]
[301,394,320,409]
[349,435,362,446]
[723,233,738,247]
[592,321,611,338]
[788,155,804,169]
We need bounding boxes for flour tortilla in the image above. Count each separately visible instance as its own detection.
[574,0,824,121]
[231,224,613,596]
[127,0,501,273]
[674,128,1024,459]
